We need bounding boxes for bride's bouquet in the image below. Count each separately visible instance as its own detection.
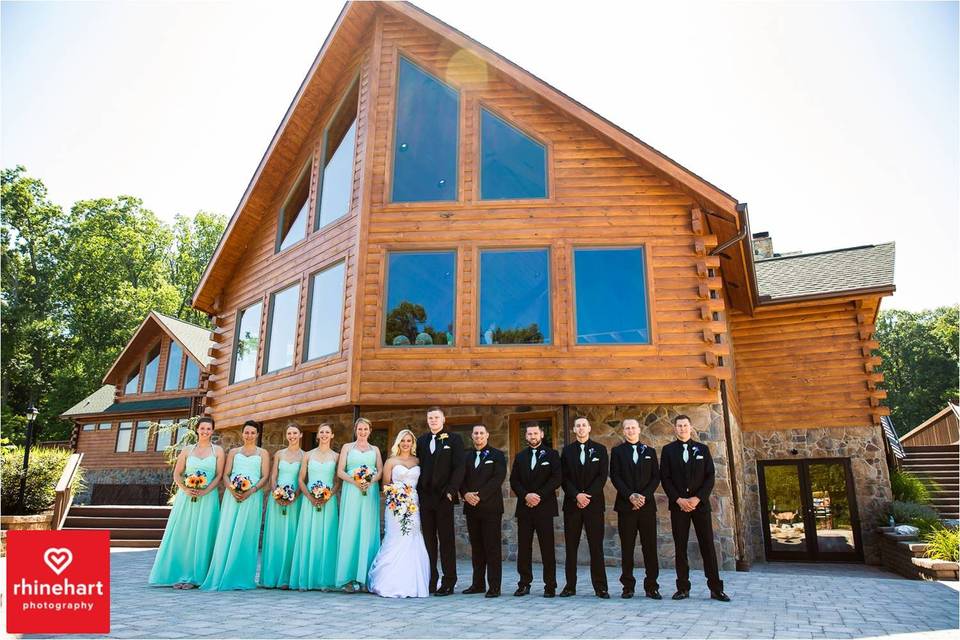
[384,482,418,536]
[272,484,296,515]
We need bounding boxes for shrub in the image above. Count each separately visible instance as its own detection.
[885,500,939,525]
[923,526,959,562]
[0,446,84,515]
[890,469,932,505]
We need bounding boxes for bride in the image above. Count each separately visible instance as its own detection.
[368,429,431,598]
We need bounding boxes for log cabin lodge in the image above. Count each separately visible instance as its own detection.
[61,1,898,569]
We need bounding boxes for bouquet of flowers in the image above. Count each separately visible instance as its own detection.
[272,484,296,515]
[229,474,252,500]
[352,465,374,496]
[384,482,418,536]
[184,470,208,502]
[309,480,332,512]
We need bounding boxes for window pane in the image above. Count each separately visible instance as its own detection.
[278,169,310,251]
[306,262,346,360]
[133,421,150,452]
[265,284,300,373]
[183,358,200,389]
[155,418,174,451]
[82,423,95,431]
[480,109,547,200]
[164,341,183,390]
[142,344,161,393]
[385,251,455,346]
[124,368,139,395]
[318,81,359,229]
[573,247,650,344]
[98,422,111,430]
[232,301,263,383]
[479,249,550,345]
[116,422,133,453]
[392,57,459,202]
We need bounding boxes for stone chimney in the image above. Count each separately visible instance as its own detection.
[752,232,774,259]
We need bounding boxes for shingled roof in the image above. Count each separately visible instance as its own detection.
[60,384,116,417]
[754,242,895,301]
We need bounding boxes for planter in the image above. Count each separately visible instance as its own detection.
[877,526,959,581]
[0,511,54,557]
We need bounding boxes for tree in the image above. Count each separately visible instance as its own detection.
[167,212,226,326]
[875,306,959,434]
[384,301,451,345]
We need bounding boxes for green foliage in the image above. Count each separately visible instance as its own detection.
[1,446,84,515]
[491,323,544,344]
[875,307,960,434]
[890,469,932,505]
[885,500,939,525]
[923,526,960,562]
[385,301,451,345]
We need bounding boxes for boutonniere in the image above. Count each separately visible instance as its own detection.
[537,449,546,459]
[481,449,490,461]
[438,433,449,441]
[638,444,647,455]
[587,447,595,458]
[690,445,700,456]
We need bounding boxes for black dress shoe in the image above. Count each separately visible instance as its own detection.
[621,589,635,599]
[485,589,500,598]
[672,590,689,600]
[595,590,610,599]
[646,590,662,600]
[711,591,731,602]
[513,585,530,597]
[543,587,556,598]
[434,586,454,596]
[462,585,485,594]
[559,587,576,597]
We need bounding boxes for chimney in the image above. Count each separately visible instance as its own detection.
[752,232,774,259]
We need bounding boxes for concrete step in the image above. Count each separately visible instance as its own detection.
[64,516,170,529]
[62,527,164,540]
[69,505,171,518]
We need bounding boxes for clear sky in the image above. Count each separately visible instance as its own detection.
[2,1,957,311]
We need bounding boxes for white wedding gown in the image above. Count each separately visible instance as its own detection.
[368,464,431,598]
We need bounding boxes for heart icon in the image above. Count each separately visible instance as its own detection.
[43,547,73,576]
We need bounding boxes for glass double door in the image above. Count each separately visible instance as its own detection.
[758,459,863,562]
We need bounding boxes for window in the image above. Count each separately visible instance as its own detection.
[231,301,263,383]
[116,421,133,452]
[133,420,150,452]
[277,163,310,252]
[142,344,161,393]
[124,367,140,395]
[82,423,95,431]
[317,80,359,229]
[384,251,456,346]
[97,422,112,430]
[479,248,550,345]
[155,418,176,451]
[573,247,650,344]
[305,261,346,360]
[392,56,459,202]
[183,358,200,389]
[263,284,300,373]
[164,341,183,391]
[480,108,547,200]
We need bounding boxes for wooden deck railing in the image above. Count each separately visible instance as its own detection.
[52,453,84,530]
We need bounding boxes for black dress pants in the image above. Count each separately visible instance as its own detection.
[516,514,557,589]
[670,508,723,592]
[466,510,502,591]
[617,508,659,592]
[563,507,608,591]
[421,498,457,589]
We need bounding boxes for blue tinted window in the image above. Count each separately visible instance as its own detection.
[392,57,459,202]
[164,341,183,390]
[264,284,300,373]
[385,251,456,346]
[232,301,262,383]
[305,261,346,360]
[124,368,139,395]
[573,247,650,344]
[317,80,359,229]
[480,109,547,200]
[479,249,550,345]
[183,358,200,389]
[278,167,309,252]
[142,345,160,393]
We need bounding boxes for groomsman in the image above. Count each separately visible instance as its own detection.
[416,407,465,596]
[509,423,561,597]
[460,424,507,598]
[559,417,610,598]
[609,418,661,599]
[659,415,730,602]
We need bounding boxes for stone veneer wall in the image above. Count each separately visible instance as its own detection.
[217,403,738,572]
[74,468,174,504]
[739,425,892,564]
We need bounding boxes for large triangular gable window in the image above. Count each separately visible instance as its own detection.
[316,78,359,230]
[276,162,311,253]
[392,56,459,202]
[480,108,547,200]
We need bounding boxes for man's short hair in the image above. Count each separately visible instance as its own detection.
[525,422,544,433]
[622,418,640,428]
[426,406,445,416]
[673,414,691,426]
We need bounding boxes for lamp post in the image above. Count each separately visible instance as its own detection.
[17,404,40,512]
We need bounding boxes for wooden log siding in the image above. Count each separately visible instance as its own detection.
[74,413,187,470]
[729,295,890,432]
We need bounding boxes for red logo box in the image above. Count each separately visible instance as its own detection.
[6,529,110,634]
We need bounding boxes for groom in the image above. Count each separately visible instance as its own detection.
[417,407,465,596]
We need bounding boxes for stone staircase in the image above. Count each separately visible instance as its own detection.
[901,445,959,520]
[62,505,170,547]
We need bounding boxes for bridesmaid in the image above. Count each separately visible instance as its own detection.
[259,422,304,588]
[200,420,270,591]
[148,416,225,589]
[289,423,341,590]
[334,417,383,592]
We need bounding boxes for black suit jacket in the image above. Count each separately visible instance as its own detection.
[659,439,715,513]
[509,447,561,519]
[609,441,660,514]
[417,430,466,507]
[460,446,507,515]
[560,440,609,513]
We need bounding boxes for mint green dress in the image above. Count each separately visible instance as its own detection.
[259,457,303,588]
[148,448,220,586]
[200,451,263,591]
[335,447,380,588]
[289,458,339,590]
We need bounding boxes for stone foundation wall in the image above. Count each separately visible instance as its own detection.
[739,425,892,564]
[75,467,173,505]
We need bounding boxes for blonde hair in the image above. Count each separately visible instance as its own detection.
[354,417,372,436]
[391,429,418,457]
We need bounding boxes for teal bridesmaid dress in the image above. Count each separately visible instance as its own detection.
[200,451,264,591]
[289,458,339,590]
[334,447,380,588]
[259,457,303,588]
[148,449,220,586]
